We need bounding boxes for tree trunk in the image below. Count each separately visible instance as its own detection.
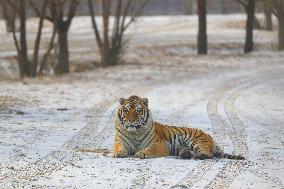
[31,0,47,76]
[102,0,110,66]
[18,0,30,77]
[197,0,207,54]
[278,16,284,50]
[244,0,255,53]
[55,23,69,74]
[263,4,272,30]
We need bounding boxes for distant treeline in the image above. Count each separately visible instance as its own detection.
[0,0,266,19]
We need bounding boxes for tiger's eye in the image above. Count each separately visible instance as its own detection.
[137,109,142,113]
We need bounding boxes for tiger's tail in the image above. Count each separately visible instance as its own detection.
[213,146,245,160]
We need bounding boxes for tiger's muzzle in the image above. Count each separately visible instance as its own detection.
[126,124,141,132]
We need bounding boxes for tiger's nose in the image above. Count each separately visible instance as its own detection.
[129,117,136,122]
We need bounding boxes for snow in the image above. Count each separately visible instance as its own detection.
[0,14,284,188]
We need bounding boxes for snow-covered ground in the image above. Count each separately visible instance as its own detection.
[0,14,283,188]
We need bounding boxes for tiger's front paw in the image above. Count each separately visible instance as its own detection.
[134,151,149,159]
[114,149,128,158]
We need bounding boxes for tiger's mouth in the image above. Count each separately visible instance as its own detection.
[126,124,141,132]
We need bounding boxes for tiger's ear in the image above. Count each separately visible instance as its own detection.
[142,98,148,106]
[119,98,126,105]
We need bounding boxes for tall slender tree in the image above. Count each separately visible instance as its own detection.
[2,0,48,77]
[197,0,207,54]
[235,0,255,53]
[88,0,150,66]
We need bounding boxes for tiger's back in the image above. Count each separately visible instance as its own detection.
[153,122,216,158]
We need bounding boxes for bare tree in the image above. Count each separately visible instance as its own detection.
[88,0,150,66]
[197,0,207,54]
[2,0,63,78]
[49,0,80,74]
[2,0,49,77]
[262,0,284,50]
[30,0,80,74]
[235,0,255,53]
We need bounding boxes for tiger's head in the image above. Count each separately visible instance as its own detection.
[116,95,151,132]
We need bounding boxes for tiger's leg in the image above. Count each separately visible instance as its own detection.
[113,134,128,158]
[178,148,194,159]
[192,144,214,160]
[134,141,169,158]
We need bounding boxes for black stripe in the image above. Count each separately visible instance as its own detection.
[145,134,156,147]
[165,128,174,153]
[118,111,122,121]
[188,128,192,137]
[116,129,133,148]
[184,135,192,144]
[173,131,177,143]
[195,130,203,139]
[143,111,149,124]
[181,128,187,135]
[190,142,194,150]
[141,127,154,142]
[165,127,173,143]
[178,136,183,146]
[195,146,201,153]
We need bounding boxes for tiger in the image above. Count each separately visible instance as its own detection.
[114,95,244,160]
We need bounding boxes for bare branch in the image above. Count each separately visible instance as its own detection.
[28,0,40,16]
[120,0,132,34]
[262,0,280,18]
[5,0,20,12]
[66,0,80,27]
[12,29,20,54]
[123,0,150,32]
[28,0,53,22]
[235,0,248,8]
[39,23,57,74]
[88,0,103,53]
[112,0,122,41]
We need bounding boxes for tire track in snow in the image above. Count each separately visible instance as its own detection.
[0,108,87,186]
[0,100,116,188]
[171,75,249,189]
[206,71,284,189]
[0,69,189,188]
[174,67,284,189]
[0,83,147,188]
[170,160,217,188]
